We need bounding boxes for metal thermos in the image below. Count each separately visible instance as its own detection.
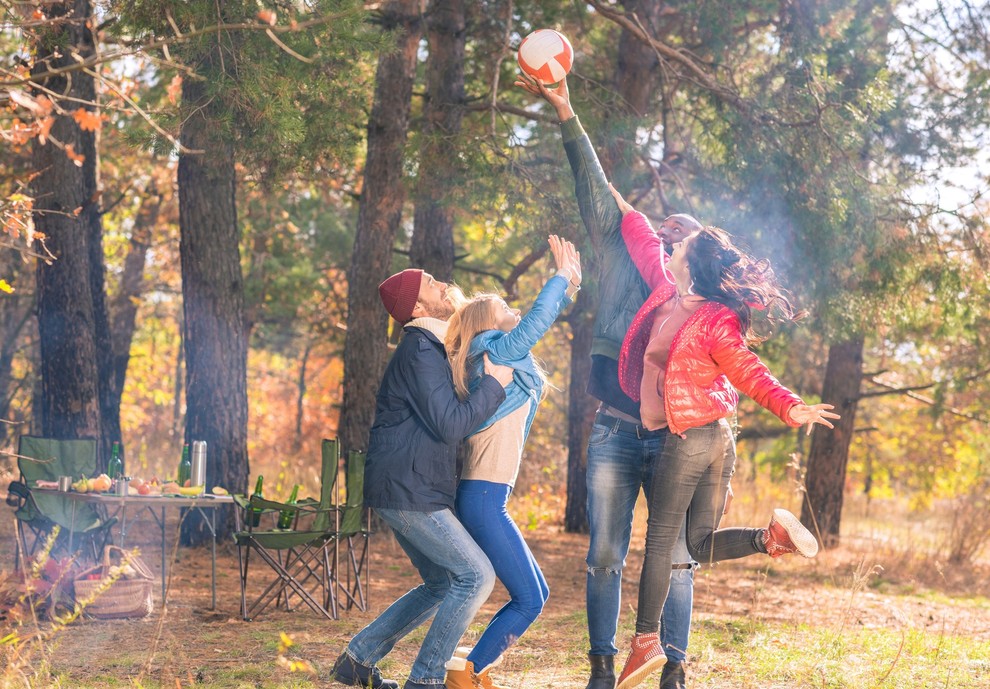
[191,441,207,487]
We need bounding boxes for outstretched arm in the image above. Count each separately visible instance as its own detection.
[516,74,623,253]
[485,236,581,361]
[610,185,668,290]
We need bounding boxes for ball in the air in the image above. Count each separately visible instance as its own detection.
[517,29,573,84]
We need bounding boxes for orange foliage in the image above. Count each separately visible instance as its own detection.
[72,108,103,132]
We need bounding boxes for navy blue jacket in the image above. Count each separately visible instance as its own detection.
[364,325,506,511]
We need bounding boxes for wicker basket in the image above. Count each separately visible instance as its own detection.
[74,546,154,619]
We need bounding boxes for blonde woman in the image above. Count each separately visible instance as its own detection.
[442,235,580,689]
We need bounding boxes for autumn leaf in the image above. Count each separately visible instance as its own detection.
[257,9,277,26]
[72,108,102,132]
[0,280,14,294]
[38,116,54,144]
[167,75,183,106]
[64,145,85,167]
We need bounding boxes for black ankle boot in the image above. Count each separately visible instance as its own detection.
[586,653,616,689]
[659,661,686,689]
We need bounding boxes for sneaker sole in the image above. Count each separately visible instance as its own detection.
[774,508,819,557]
[616,654,667,689]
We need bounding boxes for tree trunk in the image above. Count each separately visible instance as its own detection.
[410,0,464,281]
[801,338,864,547]
[108,185,160,430]
[178,76,248,543]
[31,0,107,455]
[339,0,422,456]
[564,289,596,532]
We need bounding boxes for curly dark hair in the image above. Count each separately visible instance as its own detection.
[686,227,803,343]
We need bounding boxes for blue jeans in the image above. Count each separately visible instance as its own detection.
[346,507,495,685]
[636,419,760,633]
[586,419,695,658]
[456,480,549,671]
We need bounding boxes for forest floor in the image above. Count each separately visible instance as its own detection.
[2,493,989,689]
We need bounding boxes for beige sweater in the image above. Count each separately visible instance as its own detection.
[459,400,532,487]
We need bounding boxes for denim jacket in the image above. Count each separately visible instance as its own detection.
[465,274,571,440]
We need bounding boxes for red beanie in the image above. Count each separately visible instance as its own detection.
[378,268,423,323]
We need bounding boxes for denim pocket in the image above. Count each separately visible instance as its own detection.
[677,423,722,457]
[587,423,614,448]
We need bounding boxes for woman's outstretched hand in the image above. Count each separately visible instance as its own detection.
[549,234,582,287]
[608,183,634,215]
[514,73,574,121]
[788,403,840,435]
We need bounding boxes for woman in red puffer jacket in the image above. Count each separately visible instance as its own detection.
[608,186,841,689]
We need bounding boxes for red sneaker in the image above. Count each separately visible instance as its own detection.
[763,508,819,558]
[616,632,667,689]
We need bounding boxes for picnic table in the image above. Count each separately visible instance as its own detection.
[57,491,234,609]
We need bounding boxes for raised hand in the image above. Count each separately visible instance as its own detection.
[549,234,582,287]
[608,183,634,215]
[514,73,574,121]
[787,403,840,435]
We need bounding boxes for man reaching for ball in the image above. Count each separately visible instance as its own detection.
[516,73,698,689]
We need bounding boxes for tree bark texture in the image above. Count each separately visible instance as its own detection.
[339,0,422,455]
[564,288,596,532]
[178,76,248,543]
[410,0,464,281]
[31,0,109,458]
[801,338,864,547]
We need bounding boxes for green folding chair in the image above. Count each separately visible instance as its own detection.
[234,438,341,621]
[336,449,371,613]
[9,436,116,567]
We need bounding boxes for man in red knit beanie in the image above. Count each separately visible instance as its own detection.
[333,268,512,689]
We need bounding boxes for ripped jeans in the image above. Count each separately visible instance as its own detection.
[586,419,694,660]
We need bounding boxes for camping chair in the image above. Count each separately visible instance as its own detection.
[335,449,371,613]
[234,438,341,621]
[8,436,117,568]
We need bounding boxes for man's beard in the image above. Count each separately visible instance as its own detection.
[422,299,455,321]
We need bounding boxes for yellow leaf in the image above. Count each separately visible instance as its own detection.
[0,280,13,294]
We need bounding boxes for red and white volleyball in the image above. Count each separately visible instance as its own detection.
[517,29,573,84]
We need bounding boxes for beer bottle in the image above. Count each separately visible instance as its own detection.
[249,475,264,527]
[277,484,300,530]
[107,442,124,481]
[177,444,191,487]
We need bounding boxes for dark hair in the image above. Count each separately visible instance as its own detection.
[686,227,803,343]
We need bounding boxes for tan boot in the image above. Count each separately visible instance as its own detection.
[475,666,508,689]
[444,657,482,689]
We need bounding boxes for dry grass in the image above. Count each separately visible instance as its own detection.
[1,481,988,688]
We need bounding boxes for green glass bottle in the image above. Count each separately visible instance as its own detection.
[177,444,191,487]
[249,475,264,527]
[277,484,300,530]
[107,441,123,481]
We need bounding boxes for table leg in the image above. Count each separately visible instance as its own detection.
[210,507,217,609]
[118,503,127,548]
[160,506,166,602]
